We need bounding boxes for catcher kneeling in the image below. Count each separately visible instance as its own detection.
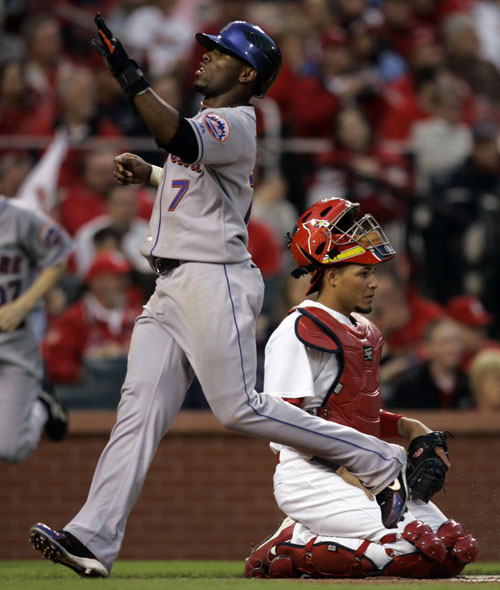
[245,199,478,579]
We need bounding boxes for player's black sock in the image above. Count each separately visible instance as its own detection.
[60,531,97,559]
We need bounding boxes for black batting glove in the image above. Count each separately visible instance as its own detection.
[90,13,150,99]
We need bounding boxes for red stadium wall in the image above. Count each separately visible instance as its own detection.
[0,410,498,564]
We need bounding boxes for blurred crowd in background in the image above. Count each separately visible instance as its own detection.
[2,0,500,413]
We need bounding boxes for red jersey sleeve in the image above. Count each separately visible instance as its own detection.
[379,409,404,439]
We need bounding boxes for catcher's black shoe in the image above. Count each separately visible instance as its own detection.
[29,523,109,577]
[375,469,408,529]
[38,390,68,441]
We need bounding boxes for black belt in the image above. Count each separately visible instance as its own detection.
[152,257,181,275]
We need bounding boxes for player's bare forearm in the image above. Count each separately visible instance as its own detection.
[133,88,180,146]
[397,417,450,467]
[397,417,431,440]
[0,261,67,332]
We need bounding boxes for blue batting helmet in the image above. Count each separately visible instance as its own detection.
[196,21,282,98]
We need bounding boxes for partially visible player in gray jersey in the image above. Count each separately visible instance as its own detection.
[0,195,74,464]
[29,16,409,578]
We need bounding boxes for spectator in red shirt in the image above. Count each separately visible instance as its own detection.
[378,65,440,148]
[378,0,416,59]
[377,26,449,149]
[22,66,122,138]
[307,106,411,223]
[59,148,116,236]
[21,66,124,189]
[22,14,74,108]
[247,218,283,279]
[74,184,153,278]
[369,264,447,403]
[266,19,315,134]
[443,12,500,109]
[447,295,500,373]
[388,317,473,409]
[247,217,284,336]
[43,252,140,386]
[371,266,447,357]
[282,27,345,138]
[0,153,32,198]
[0,60,40,136]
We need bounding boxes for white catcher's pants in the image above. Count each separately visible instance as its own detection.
[65,261,406,570]
[274,448,448,569]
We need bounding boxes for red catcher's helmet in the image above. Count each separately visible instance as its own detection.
[288,197,396,294]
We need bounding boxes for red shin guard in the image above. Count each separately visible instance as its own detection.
[276,539,376,578]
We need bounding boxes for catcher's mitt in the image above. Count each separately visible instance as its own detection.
[406,431,450,503]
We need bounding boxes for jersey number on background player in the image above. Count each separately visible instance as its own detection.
[0,280,22,304]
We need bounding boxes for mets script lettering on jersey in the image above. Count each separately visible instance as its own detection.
[169,154,202,173]
[0,255,21,274]
[203,113,230,142]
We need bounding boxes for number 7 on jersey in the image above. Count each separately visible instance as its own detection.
[168,179,190,211]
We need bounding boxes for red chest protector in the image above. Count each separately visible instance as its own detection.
[294,307,383,437]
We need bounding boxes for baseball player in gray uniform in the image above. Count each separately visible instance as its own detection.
[30,15,408,577]
[0,195,74,464]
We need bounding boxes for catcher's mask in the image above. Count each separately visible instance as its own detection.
[288,197,396,295]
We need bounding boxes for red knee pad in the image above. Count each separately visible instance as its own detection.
[416,533,447,563]
[277,541,376,578]
[384,522,478,579]
[402,520,433,543]
[452,534,479,564]
[437,520,466,548]
[437,520,478,564]
[402,521,446,563]
[428,535,478,579]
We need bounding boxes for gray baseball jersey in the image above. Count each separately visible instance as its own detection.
[141,105,256,263]
[0,196,74,377]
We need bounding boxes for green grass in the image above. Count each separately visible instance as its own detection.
[0,561,499,590]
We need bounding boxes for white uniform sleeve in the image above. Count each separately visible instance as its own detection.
[264,315,316,399]
[188,108,248,166]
